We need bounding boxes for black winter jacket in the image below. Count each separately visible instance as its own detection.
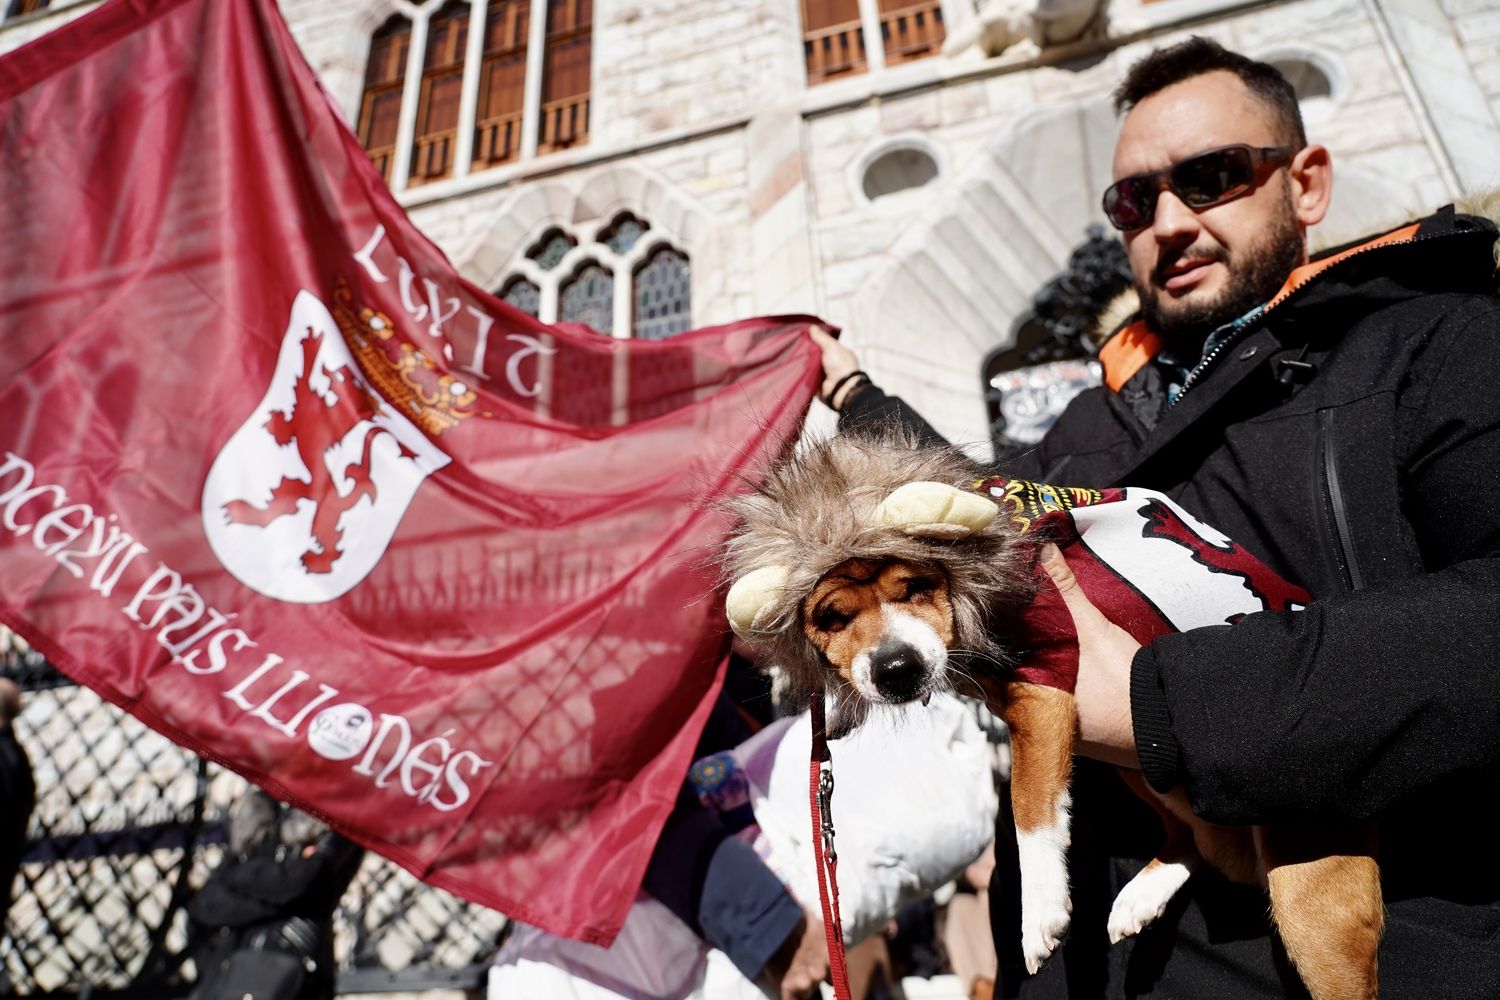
[841,207,1500,999]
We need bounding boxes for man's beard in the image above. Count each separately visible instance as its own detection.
[1140,193,1305,353]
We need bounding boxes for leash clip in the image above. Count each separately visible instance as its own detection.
[818,766,837,862]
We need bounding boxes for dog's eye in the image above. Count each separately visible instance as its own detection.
[812,607,852,633]
[901,577,940,600]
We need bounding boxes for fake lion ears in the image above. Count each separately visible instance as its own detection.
[725,482,997,641]
[726,565,791,642]
[874,481,998,539]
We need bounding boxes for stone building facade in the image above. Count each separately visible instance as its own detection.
[1,1,1499,994]
[6,0,1500,454]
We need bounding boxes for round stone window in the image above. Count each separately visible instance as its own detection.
[1268,57,1333,102]
[861,146,940,202]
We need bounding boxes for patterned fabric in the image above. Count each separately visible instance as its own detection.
[974,477,1310,693]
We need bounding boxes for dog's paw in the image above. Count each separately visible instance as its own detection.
[1018,833,1072,975]
[1017,798,1073,975]
[1106,859,1195,943]
[1022,899,1071,974]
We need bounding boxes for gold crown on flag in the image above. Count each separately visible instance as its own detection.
[332,280,478,437]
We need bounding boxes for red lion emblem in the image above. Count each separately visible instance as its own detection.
[223,327,412,574]
[1138,498,1310,616]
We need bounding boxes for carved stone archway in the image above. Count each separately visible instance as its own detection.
[850,95,1118,457]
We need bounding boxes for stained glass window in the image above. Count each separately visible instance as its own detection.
[507,222,688,338]
[527,229,577,271]
[632,246,691,341]
[599,213,649,255]
[499,277,540,317]
[560,262,614,335]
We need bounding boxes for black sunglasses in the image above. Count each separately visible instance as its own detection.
[1101,144,1299,231]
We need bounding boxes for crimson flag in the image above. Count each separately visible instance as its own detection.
[0,0,819,943]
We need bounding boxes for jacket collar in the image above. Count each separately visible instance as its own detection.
[1093,208,1496,485]
[1098,221,1424,392]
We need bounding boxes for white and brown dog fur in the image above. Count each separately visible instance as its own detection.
[723,432,1382,1000]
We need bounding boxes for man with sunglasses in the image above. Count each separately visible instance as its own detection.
[816,35,1500,1000]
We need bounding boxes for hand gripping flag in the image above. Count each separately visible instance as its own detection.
[0,0,820,943]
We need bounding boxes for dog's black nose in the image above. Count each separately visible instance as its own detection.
[870,643,925,702]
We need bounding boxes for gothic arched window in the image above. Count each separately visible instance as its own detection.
[599,213,648,255]
[492,216,692,339]
[560,261,614,335]
[527,228,577,270]
[632,246,692,342]
[498,276,541,317]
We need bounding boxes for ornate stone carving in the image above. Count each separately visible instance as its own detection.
[944,0,1109,58]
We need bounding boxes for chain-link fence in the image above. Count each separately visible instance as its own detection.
[1,630,507,997]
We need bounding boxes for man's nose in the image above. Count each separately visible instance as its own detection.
[1152,189,1199,241]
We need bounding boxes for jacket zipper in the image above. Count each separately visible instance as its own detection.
[1317,408,1363,591]
[1167,228,1465,408]
[1170,325,1247,404]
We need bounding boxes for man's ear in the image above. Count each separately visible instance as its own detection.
[1290,144,1332,229]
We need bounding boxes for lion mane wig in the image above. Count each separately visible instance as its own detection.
[721,432,1036,730]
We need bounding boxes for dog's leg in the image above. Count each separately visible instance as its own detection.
[1258,824,1382,1000]
[998,681,1077,975]
[1107,769,1201,942]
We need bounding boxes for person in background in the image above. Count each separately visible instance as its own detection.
[183,786,364,1000]
[0,677,35,917]
[641,683,830,999]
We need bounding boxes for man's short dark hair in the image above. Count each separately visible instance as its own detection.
[1113,36,1306,148]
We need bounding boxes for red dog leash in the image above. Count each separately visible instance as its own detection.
[809,697,853,1000]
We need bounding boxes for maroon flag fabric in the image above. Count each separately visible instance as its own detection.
[979,479,1311,692]
[0,0,819,943]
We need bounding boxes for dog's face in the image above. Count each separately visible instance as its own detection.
[725,469,1018,735]
[801,557,955,705]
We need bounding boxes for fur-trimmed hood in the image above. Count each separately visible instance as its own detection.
[721,432,1035,713]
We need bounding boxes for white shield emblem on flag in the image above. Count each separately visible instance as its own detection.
[202,289,451,604]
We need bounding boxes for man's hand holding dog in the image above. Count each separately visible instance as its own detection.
[1037,544,1142,768]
